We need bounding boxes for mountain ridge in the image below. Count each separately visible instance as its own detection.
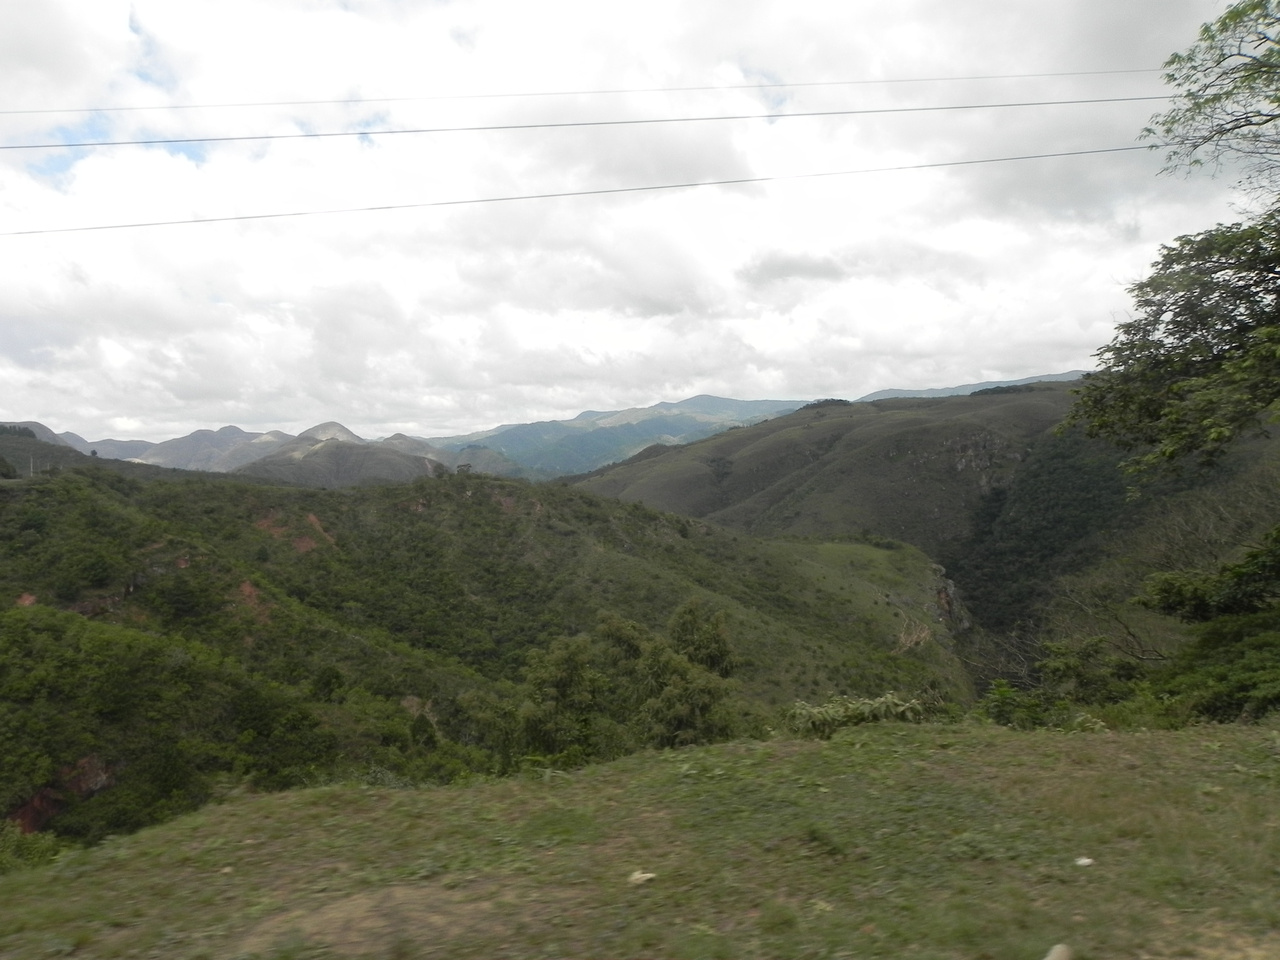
[7,374,1084,486]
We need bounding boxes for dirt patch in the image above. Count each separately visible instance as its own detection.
[15,592,36,606]
[255,515,287,538]
[292,536,318,553]
[238,882,567,957]
[237,581,271,621]
[307,513,337,544]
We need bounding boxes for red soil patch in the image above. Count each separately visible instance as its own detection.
[307,513,336,544]
[255,515,288,538]
[293,536,318,553]
[8,756,114,833]
[16,593,36,607]
[237,581,272,621]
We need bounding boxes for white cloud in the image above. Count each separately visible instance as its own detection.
[0,0,1248,441]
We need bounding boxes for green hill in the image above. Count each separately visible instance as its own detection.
[233,438,443,487]
[570,386,1280,696]
[1,451,968,841]
[6,384,1279,861]
[571,385,1077,559]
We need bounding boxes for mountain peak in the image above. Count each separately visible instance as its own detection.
[299,422,366,444]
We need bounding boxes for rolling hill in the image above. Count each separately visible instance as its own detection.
[571,384,1079,558]
[1,440,971,842]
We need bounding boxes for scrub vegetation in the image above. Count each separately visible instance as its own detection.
[0,458,964,847]
[6,7,1280,955]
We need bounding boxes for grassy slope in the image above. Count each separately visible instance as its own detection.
[2,722,1278,960]
[572,386,1076,559]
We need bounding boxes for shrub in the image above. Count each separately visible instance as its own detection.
[786,693,923,739]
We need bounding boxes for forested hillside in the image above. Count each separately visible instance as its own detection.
[572,383,1280,720]
[0,452,966,842]
[571,384,1077,558]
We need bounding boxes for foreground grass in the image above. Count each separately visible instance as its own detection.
[2,723,1279,960]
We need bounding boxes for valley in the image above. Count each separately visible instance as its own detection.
[2,372,1279,960]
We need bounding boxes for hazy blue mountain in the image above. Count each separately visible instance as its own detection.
[17,379,1078,485]
[426,395,805,477]
[855,371,1088,402]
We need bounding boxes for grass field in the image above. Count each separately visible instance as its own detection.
[2,721,1278,960]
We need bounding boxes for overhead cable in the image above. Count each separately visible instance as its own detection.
[0,145,1152,237]
[1,96,1170,152]
[0,68,1164,116]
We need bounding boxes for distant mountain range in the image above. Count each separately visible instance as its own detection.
[5,374,1086,486]
[854,370,1089,402]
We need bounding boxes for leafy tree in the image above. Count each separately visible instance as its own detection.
[518,634,626,764]
[1143,525,1280,621]
[1147,0,1280,189]
[1068,211,1280,471]
[666,599,736,677]
[1067,186,1280,720]
[1159,610,1280,720]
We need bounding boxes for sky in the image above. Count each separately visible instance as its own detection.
[0,0,1256,442]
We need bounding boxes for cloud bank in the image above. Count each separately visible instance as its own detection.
[0,0,1249,441]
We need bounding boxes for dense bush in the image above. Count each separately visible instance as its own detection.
[0,607,338,841]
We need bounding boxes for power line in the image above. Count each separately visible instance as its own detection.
[0,145,1152,237]
[2,96,1169,152]
[0,68,1164,117]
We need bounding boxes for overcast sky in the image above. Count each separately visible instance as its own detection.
[0,0,1254,442]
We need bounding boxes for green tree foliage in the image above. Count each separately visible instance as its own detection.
[1159,610,1280,720]
[1146,0,1280,189]
[1066,76,1280,719]
[0,607,337,841]
[1069,212,1280,471]
[666,599,736,677]
[0,459,956,838]
[941,427,1129,635]
[0,819,67,874]
[514,610,744,766]
[1143,525,1280,621]
[786,693,922,739]
[519,634,624,765]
